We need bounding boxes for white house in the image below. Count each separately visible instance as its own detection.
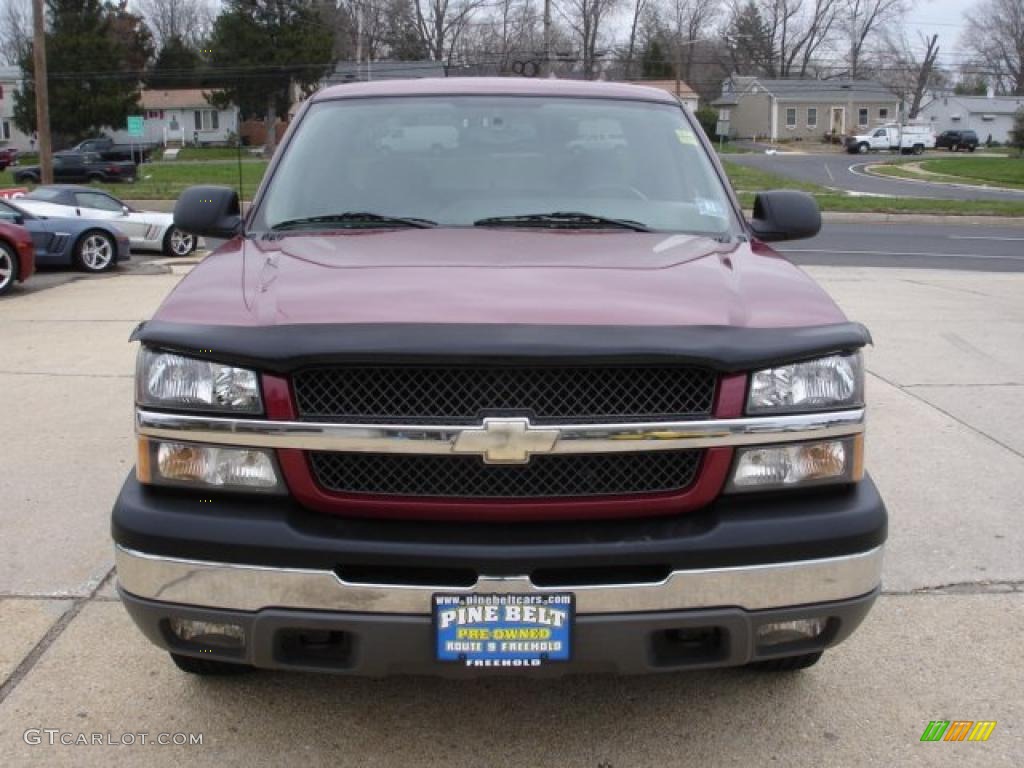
[107,89,240,147]
[0,65,34,153]
[918,92,1024,144]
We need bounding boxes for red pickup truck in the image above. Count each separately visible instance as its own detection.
[113,78,885,677]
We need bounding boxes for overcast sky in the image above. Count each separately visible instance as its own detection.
[891,0,975,68]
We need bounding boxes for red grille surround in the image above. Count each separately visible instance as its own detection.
[264,372,746,522]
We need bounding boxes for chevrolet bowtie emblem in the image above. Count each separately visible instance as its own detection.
[452,418,560,464]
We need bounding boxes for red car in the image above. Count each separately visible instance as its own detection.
[114,78,884,678]
[0,147,17,171]
[0,218,35,296]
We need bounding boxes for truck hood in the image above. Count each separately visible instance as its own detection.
[152,228,846,329]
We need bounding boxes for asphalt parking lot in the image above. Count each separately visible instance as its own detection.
[1,240,1022,766]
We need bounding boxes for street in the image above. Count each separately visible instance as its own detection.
[727,152,1024,201]
[781,219,1024,271]
[0,219,1022,766]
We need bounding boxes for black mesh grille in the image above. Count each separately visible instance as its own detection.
[308,450,702,499]
[293,365,716,424]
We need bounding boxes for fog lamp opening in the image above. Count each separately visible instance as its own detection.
[168,618,245,649]
[756,617,827,647]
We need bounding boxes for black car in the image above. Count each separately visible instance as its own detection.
[12,152,137,184]
[935,129,979,152]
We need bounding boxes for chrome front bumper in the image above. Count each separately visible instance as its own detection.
[115,544,884,616]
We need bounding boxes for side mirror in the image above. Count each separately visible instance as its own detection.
[121,205,130,215]
[174,185,242,239]
[748,190,822,242]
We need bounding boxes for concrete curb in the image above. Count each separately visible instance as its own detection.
[862,163,1024,196]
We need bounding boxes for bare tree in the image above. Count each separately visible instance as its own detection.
[135,0,216,48]
[961,0,1024,95]
[413,0,487,63]
[623,0,648,79]
[562,0,620,78]
[877,31,941,117]
[0,0,31,65]
[841,0,908,79]
[667,0,721,83]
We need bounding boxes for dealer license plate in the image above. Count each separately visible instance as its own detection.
[433,593,573,668]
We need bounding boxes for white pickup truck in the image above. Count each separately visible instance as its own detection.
[845,123,936,155]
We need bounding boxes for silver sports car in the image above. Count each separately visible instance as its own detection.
[14,185,197,257]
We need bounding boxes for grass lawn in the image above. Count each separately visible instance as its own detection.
[720,160,822,193]
[918,157,1024,189]
[2,157,1023,217]
[726,159,1024,216]
[0,160,269,200]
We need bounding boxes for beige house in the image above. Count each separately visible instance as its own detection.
[712,76,900,141]
[626,79,700,111]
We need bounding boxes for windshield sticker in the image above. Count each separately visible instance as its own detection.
[675,128,698,146]
[696,198,726,218]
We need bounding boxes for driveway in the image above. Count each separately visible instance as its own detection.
[727,152,1024,201]
[1,230,1022,766]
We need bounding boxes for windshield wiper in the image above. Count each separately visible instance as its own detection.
[473,212,651,232]
[270,212,437,231]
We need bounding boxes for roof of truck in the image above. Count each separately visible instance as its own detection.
[314,77,680,105]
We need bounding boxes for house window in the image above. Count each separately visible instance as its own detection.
[879,108,889,120]
[786,108,797,128]
[718,108,731,121]
[807,108,817,128]
[858,108,869,127]
[145,110,164,120]
[193,110,220,132]
[1,120,10,141]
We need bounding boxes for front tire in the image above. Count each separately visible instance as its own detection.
[74,230,116,273]
[162,227,196,257]
[170,653,254,676]
[748,651,823,671]
[0,242,18,296]
[14,172,39,184]
[857,142,869,154]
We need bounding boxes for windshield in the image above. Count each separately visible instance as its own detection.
[252,96,737,237]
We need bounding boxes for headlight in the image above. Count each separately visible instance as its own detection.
[747,353,863,414]
[136,349,262,413]
[726,436,863,493]
[137,438,284,493]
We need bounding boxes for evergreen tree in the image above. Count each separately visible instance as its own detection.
[723,0,775,77]
[207,0,333,155]
[14,0,146,143]
[147,35,203,89]
[641,39,673,79]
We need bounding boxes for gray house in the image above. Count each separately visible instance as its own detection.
[918,93,1024,144]
[712,76,900,141]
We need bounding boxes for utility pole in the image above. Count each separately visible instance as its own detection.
[543,0,552,76]
[31,0,53,184]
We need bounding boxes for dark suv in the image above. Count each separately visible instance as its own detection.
[935,129,979,152]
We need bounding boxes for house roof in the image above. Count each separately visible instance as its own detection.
[327,60,447,83]
[922,94,1024,115]
[626,79,698,99]
[140,89,223,110]
[725,76,898,103]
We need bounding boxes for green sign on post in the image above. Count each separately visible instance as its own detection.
[126,116,144,137]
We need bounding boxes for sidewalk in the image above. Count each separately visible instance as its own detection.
[0,264,1021,766]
